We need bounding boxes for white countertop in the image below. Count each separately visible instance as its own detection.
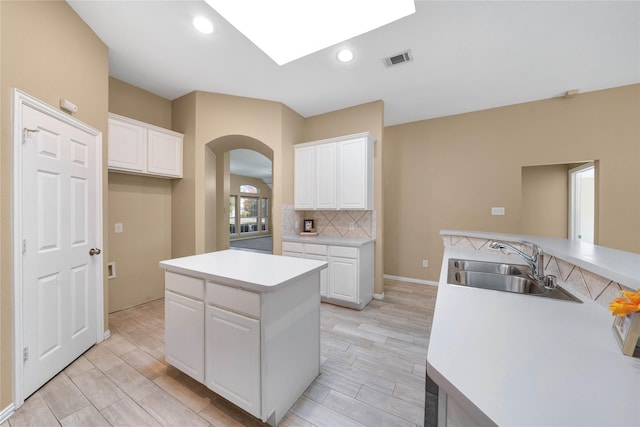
[282,235,375,247]
[159,250,327,292]
[441,230,640,289]
[427,245,640,426]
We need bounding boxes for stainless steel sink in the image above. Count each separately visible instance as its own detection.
[450,259,531,276]
[447,259,582,303]
[451,270,544,294]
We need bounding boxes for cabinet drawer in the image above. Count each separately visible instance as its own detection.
[305,243,327,256]
[282,241,303,253]
[206,282,260,318]
[165,271,205,299]
[282,251,304,258]
[330,245,358,259]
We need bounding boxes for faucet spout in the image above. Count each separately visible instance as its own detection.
[489,240,546,282]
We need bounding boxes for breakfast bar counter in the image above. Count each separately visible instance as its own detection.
[427,231,640,426]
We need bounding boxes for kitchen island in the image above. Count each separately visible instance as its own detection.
[427,231,640,426]
[159,250,327,426]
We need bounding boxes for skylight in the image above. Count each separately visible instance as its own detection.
[203,0,416,65]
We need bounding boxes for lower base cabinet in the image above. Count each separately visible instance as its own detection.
[205,305,260,416]
[282,240,374,309]
[164,290,204,382]
[329,256,358,303]
[163,268,321,426]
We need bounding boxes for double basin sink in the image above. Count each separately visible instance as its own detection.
[447,259,581,303]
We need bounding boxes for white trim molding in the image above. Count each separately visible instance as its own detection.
[384,274,439,287]
[373,292,384,300]
[0,404,15,424]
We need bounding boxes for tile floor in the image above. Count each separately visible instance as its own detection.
[2,280,437,427]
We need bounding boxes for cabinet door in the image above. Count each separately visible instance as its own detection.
[306,254,328,297]
[205,305,261,417]
[165,291,204,382]
[316,142,337,209]
[147,128,183,178]
[338,137,373,209]
[329,257,359,303]
[108,117,147,172]
[294,145,315,209]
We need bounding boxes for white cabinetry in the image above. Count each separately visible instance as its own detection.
[293,146,314,209]
[164,272,205,382]
[316,143,338,209]
[294,132,374,210]
[329,254,359,303]
[282,240,374,309]
[205,305,260,415]
[108,113,183,178]
[161,250,324,426]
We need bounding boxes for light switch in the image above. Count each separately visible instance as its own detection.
[491,207,505,216]
[115,223,123,233]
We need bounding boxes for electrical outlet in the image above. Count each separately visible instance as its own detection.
[115,223,123,233]
[422,260,428,268]
[491,207,505,216]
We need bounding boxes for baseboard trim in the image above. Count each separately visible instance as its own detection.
[103,329,111,341]
[384,274,439,287]
[0,403,15,424]
[373,292,384,300]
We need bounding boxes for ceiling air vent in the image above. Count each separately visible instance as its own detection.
[383,50,413,68]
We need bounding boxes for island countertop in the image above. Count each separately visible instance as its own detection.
[427,244,640,426]
[159,250,328,293]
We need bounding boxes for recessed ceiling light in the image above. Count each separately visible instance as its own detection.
[337,48,354,63]
[193,16,214,34]
[203,0,415,65]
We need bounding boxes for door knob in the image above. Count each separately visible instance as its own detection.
[89,248,102,256]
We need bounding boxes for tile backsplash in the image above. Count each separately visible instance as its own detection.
[282,205,375,239]
[442,234,633,311]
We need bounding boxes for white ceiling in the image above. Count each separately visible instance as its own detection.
[68,0,640,128]
[68,0,639,182]
[229,149,272,185]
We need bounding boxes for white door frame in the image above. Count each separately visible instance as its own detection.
[568,161,595,242]
[11,89,105,407]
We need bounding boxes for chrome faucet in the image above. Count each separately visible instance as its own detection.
[489,241,547,283]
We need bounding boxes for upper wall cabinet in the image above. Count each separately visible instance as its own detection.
[294,132,375,210]
[108,113,183,179]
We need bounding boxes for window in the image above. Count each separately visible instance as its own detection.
[229,195,237,234]
[240,196,259,233]
[261,198,269,231]
[240,184,259,194]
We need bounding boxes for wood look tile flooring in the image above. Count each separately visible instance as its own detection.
[3,280,437,427]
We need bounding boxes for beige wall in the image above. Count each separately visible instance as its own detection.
[302,101,385,295]
[384,84,640,283]
[171,92,303,259]
[521,164,571,239]
[108,78,174,312]
[109,77,171,128]
[0,0,109,409]
[170,92,197,258]
[107,173,172,312]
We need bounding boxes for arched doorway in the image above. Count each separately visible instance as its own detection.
[204,135,274,253]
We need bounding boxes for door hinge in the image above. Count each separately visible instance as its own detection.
[23,346,29,362]
[23,239,26,254]
[22,128,39,144]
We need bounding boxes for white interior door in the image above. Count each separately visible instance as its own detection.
[569,163,595,244]
[21,102,101,398]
